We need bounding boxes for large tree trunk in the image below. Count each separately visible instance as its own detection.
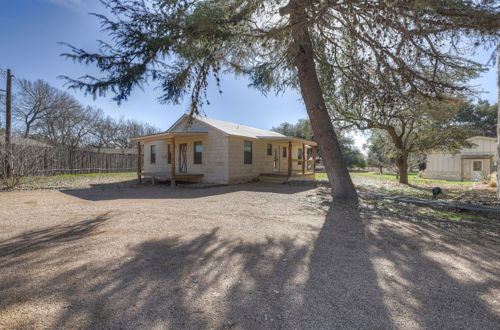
[286,4,357,199]
[396,154,409,184]
[497,44,499,200]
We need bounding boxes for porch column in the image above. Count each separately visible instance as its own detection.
[302,143,306,175]
[136,141,142,182]
[171,136,176,187]
[312,146,317,174]
[460,157,464,182]
[288,140,292,177]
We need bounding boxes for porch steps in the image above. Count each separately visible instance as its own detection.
[258,174,289,183]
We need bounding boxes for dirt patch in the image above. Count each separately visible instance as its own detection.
[0,180,499,329]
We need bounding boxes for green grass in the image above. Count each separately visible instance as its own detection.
[51,171,135,178]
[417,209,492,223]
[315,172,474,185]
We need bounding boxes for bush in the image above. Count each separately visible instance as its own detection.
[0,143,45,189]
[487,172,497,188]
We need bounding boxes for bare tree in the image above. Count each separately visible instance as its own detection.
[39,100,93,149]
[0,142,47,189]
[87,108,118,152]
[113,118,159,151]
[13,79,71,138]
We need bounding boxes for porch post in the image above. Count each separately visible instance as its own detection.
[136,141,142,182]
[312,145,317,174]
[288,140,292,177]
[302,143,306,175]
[171,136,176,187]
[460,157,464,182]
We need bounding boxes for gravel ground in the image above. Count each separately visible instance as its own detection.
[0,179,499,329]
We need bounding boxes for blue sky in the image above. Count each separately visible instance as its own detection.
[0,0,498,149]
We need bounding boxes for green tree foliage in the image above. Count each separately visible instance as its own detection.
[453,100,498,137]
[272,118,313,140]
[331,97,475,184]
[338,135,366,169]
[61,0,500,198]
[364,131,393,174]
[273,118,365,168]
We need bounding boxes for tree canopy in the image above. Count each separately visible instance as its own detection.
[272,118,366,168]
[453,100,498,138]
[61,0,500,198]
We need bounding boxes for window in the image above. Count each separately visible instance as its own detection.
[150,145,156,164]
[297,148,303,165]
[167,144,171,164]
[194,141,202,164]
[282,147,287,158]
[472,160,482,171]
[244,141,253,164]
[267,144,272,156]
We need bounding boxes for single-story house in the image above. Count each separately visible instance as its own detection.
[133,115,318,184]
[424,136,498,181]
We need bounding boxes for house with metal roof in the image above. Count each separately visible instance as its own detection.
[424,136,498,181]
[133,115,318,185]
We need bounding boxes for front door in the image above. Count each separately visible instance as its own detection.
[471,160,483,181]
[179,143,187,173]
[273,147,280,172]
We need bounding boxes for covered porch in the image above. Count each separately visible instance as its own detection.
[134,131,208,186]
[260,137,318,180]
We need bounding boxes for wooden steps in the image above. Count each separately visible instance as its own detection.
[258,174,289,183]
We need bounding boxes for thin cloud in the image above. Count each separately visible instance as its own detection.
[47,0,87,12]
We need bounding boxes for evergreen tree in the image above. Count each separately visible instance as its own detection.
[454,100,498,138]
[62,0,499,199]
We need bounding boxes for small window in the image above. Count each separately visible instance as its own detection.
[282,147,287,158]
[167,144,171,164]
[194,141,202,164]
[244,141,253,164]
[267,144,272,156]
[150,145,156,164]
[472,160,482,171]
[297,148,303,165]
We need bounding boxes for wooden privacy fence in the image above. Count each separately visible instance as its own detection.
[0,144,139,176]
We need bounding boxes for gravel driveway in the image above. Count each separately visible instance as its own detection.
[0,181,499,329]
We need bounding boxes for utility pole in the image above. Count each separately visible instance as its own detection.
[3,69,12,178]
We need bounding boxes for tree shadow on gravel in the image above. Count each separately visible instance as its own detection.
[0,213,112,259]
[363,199,500,328]
[1,199,499,328]
[61,181,316,201]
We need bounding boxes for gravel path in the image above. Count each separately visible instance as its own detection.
[0,182,499,329]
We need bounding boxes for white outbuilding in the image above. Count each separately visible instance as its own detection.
[424,136,498,181]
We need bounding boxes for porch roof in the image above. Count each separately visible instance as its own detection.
[459,154,495,159]
[132,131,208,143]
[256,136,318,146]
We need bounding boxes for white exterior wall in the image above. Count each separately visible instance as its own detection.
[228,137,273,183]
[461,137,497,154]
[425,137,498,181]
[143,140,168,173]
[425,153,462,180]
[142,124,230,184]
[140,116,317,184]
[227,138,312,183]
